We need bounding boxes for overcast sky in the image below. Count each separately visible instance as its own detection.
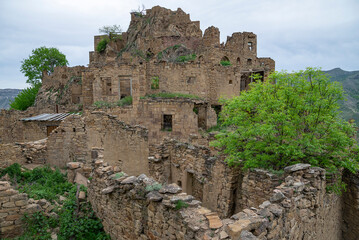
[0,0,358,89]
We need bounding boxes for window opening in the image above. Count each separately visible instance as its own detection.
[248,42,253,51]
[162,114,173,131]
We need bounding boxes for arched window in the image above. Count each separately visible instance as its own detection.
[221,56,230,62]
[236,57,240,65]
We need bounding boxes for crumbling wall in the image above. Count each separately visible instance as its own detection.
[342,170,359,240]
[86,148,343,240]
[47,112,149,176]
[0,144,26,168]
[0,109,48,144]
[149,139,237,218]
[235,169,283,212]
[35,66,86,113]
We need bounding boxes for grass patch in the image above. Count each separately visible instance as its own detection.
[117,96,132,107]
[220,60,232,66]
[143,92,202,100]
[175,200,189,210]
[176,54,196,63]
[93,101,114,109]
[151,76,159,89]
[145,183,162,192]
[0,164,109,240]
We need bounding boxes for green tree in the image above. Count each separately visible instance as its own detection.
[20,47,68,86]
[9,83,41,110]
[98,25,122,36]
[212,68,359,175]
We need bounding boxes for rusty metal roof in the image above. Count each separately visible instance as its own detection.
[21,113,74,122]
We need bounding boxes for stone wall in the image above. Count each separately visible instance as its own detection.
[0,181,28,238]
[47,112,149,176]
[235,169,283,212]
[85,149,343,240]
[0,144,26,169]
[149,139,238,218]
[0,109,50,144]
[342,170,359,240]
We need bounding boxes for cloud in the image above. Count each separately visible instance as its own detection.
[0,0,358,88]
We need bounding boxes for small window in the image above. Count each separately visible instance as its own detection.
[177,181,182,187]
[187,76,196,84]
[162,114,173,131]
[236,57,240,65]
[247,59,252,65]
[248,42,253,51]
[229,80,233,84]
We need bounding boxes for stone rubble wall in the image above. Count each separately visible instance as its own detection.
[0,144,26,169]
[47,111,149,176]
[84,154,343,240]
[0,181,64,239]
[237,169,283,212]
[0,109,49,144]
[342,170,359,240]
[148,139,237,218]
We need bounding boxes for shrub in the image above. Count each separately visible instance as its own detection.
[96,37,110,52]
[176,54,196,63]
[145,183,162,191]
[0,164,110,239]
[175,200,189,210]
[10,83,41,111]
[117,96,133,107]
[220,60,232,66]
[151,76,159,89]
[93,101,114,109]
[212,68,359,179]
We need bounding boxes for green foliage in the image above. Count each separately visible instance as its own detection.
[20,212,57,240]
[96,37,110,52]
[0,164,109,239]
[212,68,359,176]
[151,76,159,89]
[111,172,125,179]
[99,25,122,40]
[145,183,162,191]
[131,4,146,17]
[1,164,73,201]
[144,92,202,100]
[117,96,133,107]
[21,47,68,86]
[220,60,232,66]
[175,200,189,210]
[93,100,114,109]
[176,54,196,63]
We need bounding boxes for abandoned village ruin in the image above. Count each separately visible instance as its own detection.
[0,6,358,240]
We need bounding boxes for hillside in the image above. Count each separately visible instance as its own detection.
[0,89,22,109]
[324,68,359,123]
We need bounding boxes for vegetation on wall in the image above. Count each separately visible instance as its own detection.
[93,96,133,109]
[151,76,159,89]
[99,25,122,40]
[9,83,41,111]
[212,68,359,188]
[176,54,197,63]
[220,60,232,66]
[96,37,110,53]
[0,164,109,239]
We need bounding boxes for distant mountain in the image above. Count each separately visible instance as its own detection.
[0,89,22,109]
[324,68,359,123]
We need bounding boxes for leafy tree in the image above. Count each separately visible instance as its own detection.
[9,83,41,110]
[98,25,122,36]
[212,68,359,175]
[20,47,68,86]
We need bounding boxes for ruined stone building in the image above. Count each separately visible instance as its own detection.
[1,6,358,240]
